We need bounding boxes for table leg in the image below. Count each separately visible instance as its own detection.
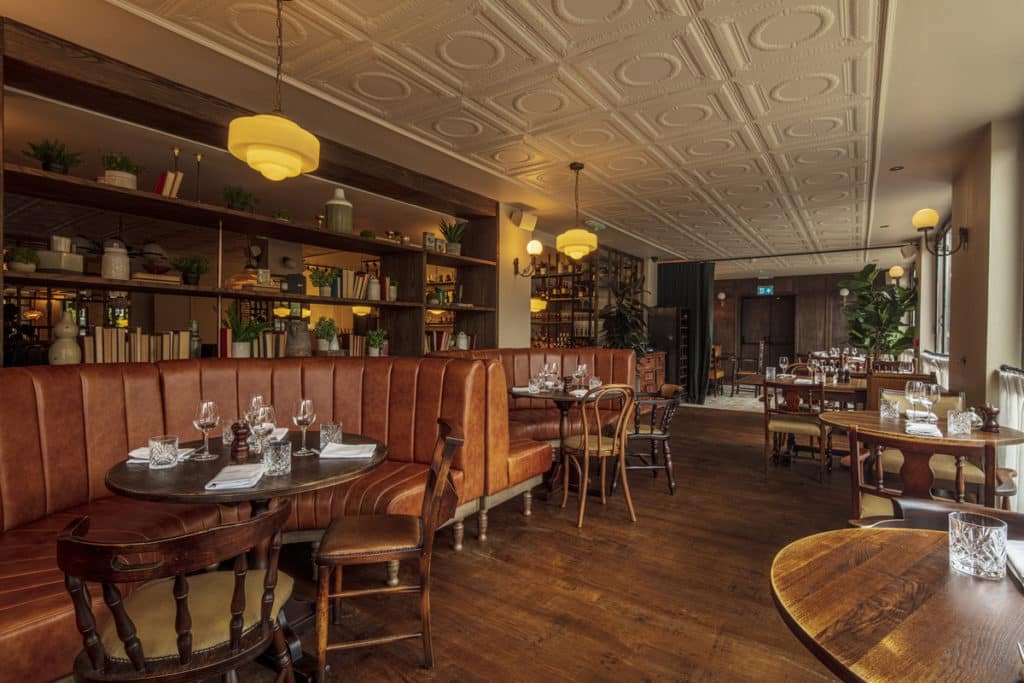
[546,403,571,492]
[985,448,996,508]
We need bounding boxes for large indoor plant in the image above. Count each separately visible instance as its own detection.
[599,270,649,358]
[224,302,271,358]
[839,264,917,359]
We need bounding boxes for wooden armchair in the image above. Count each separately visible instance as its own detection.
[621,383,683,494]
[57,500,294,683]
[763,380,829,480]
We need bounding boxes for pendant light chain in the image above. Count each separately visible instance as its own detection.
[574,164,581,226]
[274,0,284,114]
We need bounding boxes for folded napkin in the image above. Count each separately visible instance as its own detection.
[128,446,195,463]
[777,373,795,379]
[569,388,588,398]
[793,378,813,385]
[905,422,943,438]
[511,387,533,394]
[320,442,376,459]
[204,464,265,490]
[904,409,938,421]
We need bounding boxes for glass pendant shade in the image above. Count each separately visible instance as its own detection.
[530,297,548,313]
[888,265,905,279]
[526,239,543,256]
[351,305,373,317]
[912,208,939,230]
[228,114,319,181]
[556,228,597,260]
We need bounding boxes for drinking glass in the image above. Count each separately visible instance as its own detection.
[292,399,317,456]
[254,405,276,455]
[221,418,239,448]
[879,398,900,420]
[904,380,923,420]
[589,376,602,390]
[898,360,913,374]
[264,438,292,476]
[949,511,1007,580]
[148,435,178,470]
[320,423,343,450]
[528,377,542,393]
[779,356,790,371]
[947,410,974,436]
[765,366,777,381]
[192,400,220,461]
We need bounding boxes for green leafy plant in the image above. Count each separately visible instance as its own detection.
[101,153,141,175]
[223,185,257,212]
[170,255,210,275]
[224,302,271,343]
[839,264,918,357]
[313,316,337,341]
[308,266,338,288]
[272,208,291,221]
[438,219,465,244]
[359,230,375,239]
[24,139,81,171]
[599,270,649,358]
[6,247,40,266]
[367,328,387,349]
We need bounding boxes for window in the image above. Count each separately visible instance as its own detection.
[934,224,952,353]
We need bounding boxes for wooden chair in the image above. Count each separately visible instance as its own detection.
[707,345,726,396]
[865,371,937,409]
[314,419,463,679]
[846,424,989,526]
[763,380,830,481]
[873,498,1024,537]
[561,384,637,528]
[56,500,294,683]
[622,383,683,494]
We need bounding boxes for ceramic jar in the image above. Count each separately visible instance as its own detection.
[101,240,130,280]
[366,276,381,301]
[49,311,82,365]
[325,188,353,234]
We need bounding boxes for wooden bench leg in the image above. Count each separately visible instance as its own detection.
[478,509,488,541]
[523,490,533,516]
[452,520,464,551]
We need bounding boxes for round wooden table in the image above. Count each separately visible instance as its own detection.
[771,527,1024,682]
[509,388,589,490]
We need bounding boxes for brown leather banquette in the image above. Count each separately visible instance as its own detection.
[429,348,637,442]
[0,356,488,683]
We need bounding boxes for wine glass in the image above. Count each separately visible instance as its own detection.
[904,380,923,421]
[923,384,942,422]
[254,405,277,455]
[779,356,790,373]
[192,400,220,460]
[292,399,317,456]
[246,394,266,425]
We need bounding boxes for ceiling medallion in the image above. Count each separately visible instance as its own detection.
[228,0,320,181]
[556,162,598,260]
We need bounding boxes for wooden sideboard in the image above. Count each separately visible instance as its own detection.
[637,351,666,394]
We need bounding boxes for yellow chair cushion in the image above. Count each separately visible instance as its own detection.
[860,493,895,518]
[768,416,825,438]
[100,569,293,662]
[563,434,618,454]
[879,391,963,415]
[629,424,665,436]
[711,370,726,379]
[879,448,985,484]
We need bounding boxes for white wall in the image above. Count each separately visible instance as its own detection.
[497,203,532,348]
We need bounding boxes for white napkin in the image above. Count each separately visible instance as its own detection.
[777,373,795,379]
[128,447,195,463]
[905,422,943,438]
[319,442,376,459]
[511,387,532,394]
[569,388,588,398]
[793,378,813,385]
[904,409,938,421]
[205,464,265,490]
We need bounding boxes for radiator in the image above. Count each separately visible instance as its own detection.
[999,364,1024,511]
[921,350,950,389]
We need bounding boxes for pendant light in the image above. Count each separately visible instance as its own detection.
[556,162,598,260]
[228,0,319,181]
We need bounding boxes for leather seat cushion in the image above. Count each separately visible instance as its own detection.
[860,493,895,519]
[768,416,825,438]
[563,434,619,454]
[286,461,464,530]
[101,570,293,662]
[507,439,552,488]
[317,515,422,561]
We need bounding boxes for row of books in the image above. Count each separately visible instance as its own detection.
[153,170,185,198]
[218,328,288,358]
[424,331,476,353]
[82,327,191,364]
[329,271,395,300]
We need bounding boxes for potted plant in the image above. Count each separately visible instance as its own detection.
[224,302,271,359]
[309,266,338,297]
[223,185,257,212]
[359,229,375,239]
[599,270,649,358]
[272,208,291,221]
[839,264,917,362]
[313,317,337,353]
[24,139,81,174]
[171,255,210,285]
[100,153,141,190]
[367,328,386,357]
[438,219,465,256]
[6,247,40,273]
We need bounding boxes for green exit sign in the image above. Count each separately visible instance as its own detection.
[757,285,774,296]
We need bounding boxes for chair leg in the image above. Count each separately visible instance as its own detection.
[763,432,772,476]
[523,490,532,516]
[650,439,658,478]
[420,555,434,668]
[386,559,399,588]
[618,453,637,523]
[270,615,295,683]
[561,455,572,509]
[577,454,590,528]
[222,671,239,683]
[332,566,343,626]
[315,565,330,682]
[600,458,607,505]
[310,541,319,581]
[452,521,464,551]
[478,509,488,541]
[662,441,676,495]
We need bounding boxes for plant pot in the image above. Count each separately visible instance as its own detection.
[8,261,36,273]
[101,170,138,190]
[182,272,200,286]
[42,161,68,174]
[232,341,252,358]
[447,242,461,256]
[317,339,331,352]
[368,347,381,357]
[319,286,332,297]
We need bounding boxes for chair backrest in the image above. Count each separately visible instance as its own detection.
[633,384,682,435]
[421,418,464,555]
[881,498,1024,538]
[56,500,292,676]
[787,363,812,377]
[581,384,635,456]
[866,371,937,410]
[764,381,826,423]
[846,425,989,518]
[878,388,964,415]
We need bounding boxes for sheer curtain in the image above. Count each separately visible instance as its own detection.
[999,365,1024,511]
[921,350,949,389]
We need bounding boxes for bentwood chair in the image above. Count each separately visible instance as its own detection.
[763,380,830,481]
[561,384,636,528]
[314,419,463,679]
[57,500,294,683]
[622,383,683,494]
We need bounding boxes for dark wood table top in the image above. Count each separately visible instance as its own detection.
[771,528,1024,683]
[508,387,590,403]
[746,374,867,394]
[106,430,386,505]
[819,410,1024,448]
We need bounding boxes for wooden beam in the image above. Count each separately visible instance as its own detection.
[1,19,497,218]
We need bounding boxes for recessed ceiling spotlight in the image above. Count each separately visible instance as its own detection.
[889,165,904,172]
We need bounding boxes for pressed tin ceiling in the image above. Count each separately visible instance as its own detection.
[109,0,884,275]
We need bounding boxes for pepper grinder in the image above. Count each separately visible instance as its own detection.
[977,404,1001,433]
[230,421,251,462]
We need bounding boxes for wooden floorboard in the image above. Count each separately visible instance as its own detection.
[242,407,850,681]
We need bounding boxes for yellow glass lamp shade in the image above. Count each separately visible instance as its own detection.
[888,265,905,279]
[272,305,292,318]
[426,309,444,315]
[351,305,373,317]
[526,239,543,256]
[228,114,320,181]
[912,208,940,231]
[530,297,548,313]
[556,228,597,260]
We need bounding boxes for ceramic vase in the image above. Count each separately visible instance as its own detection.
[48,311,82,365]
[368,347,381,357]
[317,339,330,352]
[232,341,251,358]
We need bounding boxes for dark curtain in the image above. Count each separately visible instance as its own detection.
[657,261,715,403]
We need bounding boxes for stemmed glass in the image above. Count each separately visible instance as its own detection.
[246,395,266,424]
[192,400,220,460]
[921,383,942,422]
[254,404,277,455]
[905,380,923,421]
[779,356,790,373]
[292,399,317,457]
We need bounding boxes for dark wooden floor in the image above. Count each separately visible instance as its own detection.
[244,407,851,681]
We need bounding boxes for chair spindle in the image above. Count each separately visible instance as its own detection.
[173,574,192,664]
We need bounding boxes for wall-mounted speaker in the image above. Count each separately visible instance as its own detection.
[900,244,918,259]
[509,208,537,232]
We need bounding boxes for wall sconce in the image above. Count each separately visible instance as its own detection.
[530,297,547,313]
[839,287,850,305]
[351,305,372,317]
[887,265,905,280]
[514,239,544,277]
[912,208,968,255]
[716,291,727,307]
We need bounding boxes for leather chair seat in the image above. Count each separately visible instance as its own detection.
[768,416,825,438]
[318,515,423,560]
[507,439,552,487]
[563,434,618,454]
[101,570,293,662]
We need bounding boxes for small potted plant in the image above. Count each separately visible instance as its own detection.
[439,219,465,256]
[359,229,376,239]
[224,302,271,359]
[6,247,40,273]
[223,185,257,212]
[309,266,338,297]
[24,139,81,174]
[313,317,337,353]
[171,255,210,285]
[272,208,291,221]
[367,328,386,357]
[100,153,141,190]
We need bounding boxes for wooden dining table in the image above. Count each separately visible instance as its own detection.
[771,527,1024,682]
[745,374,868,405]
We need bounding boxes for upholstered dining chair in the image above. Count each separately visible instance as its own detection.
[763,380,830,481]
[561,384,636,528]
[57,500,294,683]
[621,383,683,494]
[314,418,463,680]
